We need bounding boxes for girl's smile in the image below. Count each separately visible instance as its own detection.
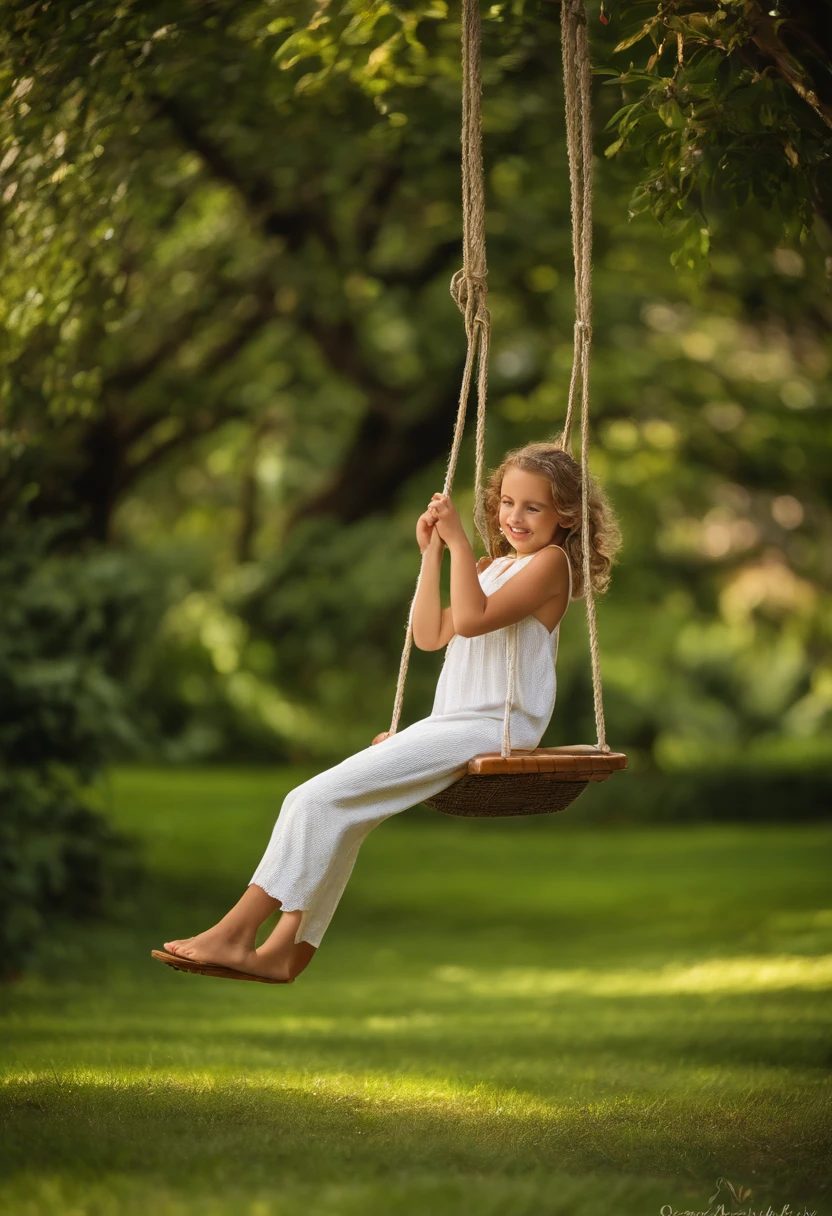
[499,466,564,553]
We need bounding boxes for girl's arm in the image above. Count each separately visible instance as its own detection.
[371,507,454,742]
[411,515,456,651]
[429,494,568,638]
[451,544,568,637]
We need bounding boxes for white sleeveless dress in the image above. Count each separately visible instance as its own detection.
[249,545,573,948]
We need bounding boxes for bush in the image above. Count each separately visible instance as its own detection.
[0,513,162,979]
[0,766,141,979]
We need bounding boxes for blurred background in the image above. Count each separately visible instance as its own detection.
[1,0,830,967]
[2,5,831,1214]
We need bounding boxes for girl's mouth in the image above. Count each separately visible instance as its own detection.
[507,526,531,540]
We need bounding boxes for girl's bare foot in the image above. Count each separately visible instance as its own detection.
[162,895,315,982]
[163,927,292,982]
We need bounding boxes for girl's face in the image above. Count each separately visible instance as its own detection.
[499,466,564,554]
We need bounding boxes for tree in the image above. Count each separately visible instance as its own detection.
[1,2,830,772]
[600,0,832,275]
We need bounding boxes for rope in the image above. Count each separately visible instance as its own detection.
[501,622,518,758]
[561,0,610,753]
[389,0,611,760]
[388,0,492,738]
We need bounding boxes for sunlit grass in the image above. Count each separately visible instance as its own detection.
[433,953,832,995]
[1,765,830,1216]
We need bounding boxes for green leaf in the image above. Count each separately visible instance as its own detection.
[614,17,660,54]
[658,100,684,130]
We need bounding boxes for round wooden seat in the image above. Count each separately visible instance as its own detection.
[423,745,628,817]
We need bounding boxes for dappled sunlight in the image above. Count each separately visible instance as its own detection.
[3,1059,828,1213]
[432,953,832,999]
[721,558,818,625]
[3,0,832,1207]
[151,590,342,754]
[2,1065,564,1128]
[3,818,830,1211]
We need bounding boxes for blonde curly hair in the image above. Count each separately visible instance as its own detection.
[481,438,622,600]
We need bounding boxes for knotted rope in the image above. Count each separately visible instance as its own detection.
[560,0,610,753]
[388,0,610,760]
[388,0,492,740]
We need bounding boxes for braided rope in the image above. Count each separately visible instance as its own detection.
[561,0,609,753]
[388,0,491,738]
[500,622,518,758]
[389,0,610,759]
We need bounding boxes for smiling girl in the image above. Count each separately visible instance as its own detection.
[154,440,621,986]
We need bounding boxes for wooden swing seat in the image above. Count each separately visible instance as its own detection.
[423,745,628,818]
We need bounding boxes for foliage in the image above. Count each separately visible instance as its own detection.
[0,514,158,978]
[0,2,829,774]
[598,0,832,276]
[0,765,139,981]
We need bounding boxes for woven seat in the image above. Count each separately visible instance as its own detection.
[424,745,628,817]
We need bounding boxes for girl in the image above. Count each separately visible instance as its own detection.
[154,440,621,984]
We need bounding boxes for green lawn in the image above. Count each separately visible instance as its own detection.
[2,765,830,1216]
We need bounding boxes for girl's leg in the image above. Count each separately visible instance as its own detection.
[164,883,314,981]
[253,899,317,980]
[164,713,507,977]
[246,713,507,952]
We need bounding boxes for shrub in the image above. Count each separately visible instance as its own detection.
[0,513,159,979]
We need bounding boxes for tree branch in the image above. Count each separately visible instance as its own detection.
[750,13,832,132]
[150,93,340,256]
[123,284,278,475]
[290,358,468,524]
[150,92,477,525]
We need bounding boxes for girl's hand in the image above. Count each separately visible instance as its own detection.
[426,492,467,548]
[416,502,446,555]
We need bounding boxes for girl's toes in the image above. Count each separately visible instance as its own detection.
[164,938,191,954]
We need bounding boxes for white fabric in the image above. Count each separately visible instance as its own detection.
[249,545,573,947]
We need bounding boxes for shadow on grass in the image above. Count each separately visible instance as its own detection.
[1,1073,827,1204]
[3,988,829,1075]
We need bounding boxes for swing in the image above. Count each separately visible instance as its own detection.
[385,0,627,818]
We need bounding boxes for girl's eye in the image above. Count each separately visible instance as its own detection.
[502,500,539,513]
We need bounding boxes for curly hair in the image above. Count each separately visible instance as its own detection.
[480,437,622,600]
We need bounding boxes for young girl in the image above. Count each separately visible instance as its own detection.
[154,440,621,984]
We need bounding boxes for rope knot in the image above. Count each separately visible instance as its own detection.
[574,319,593,339]
[450,268,489,318]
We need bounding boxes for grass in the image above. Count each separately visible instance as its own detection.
[1,764,830,1216]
